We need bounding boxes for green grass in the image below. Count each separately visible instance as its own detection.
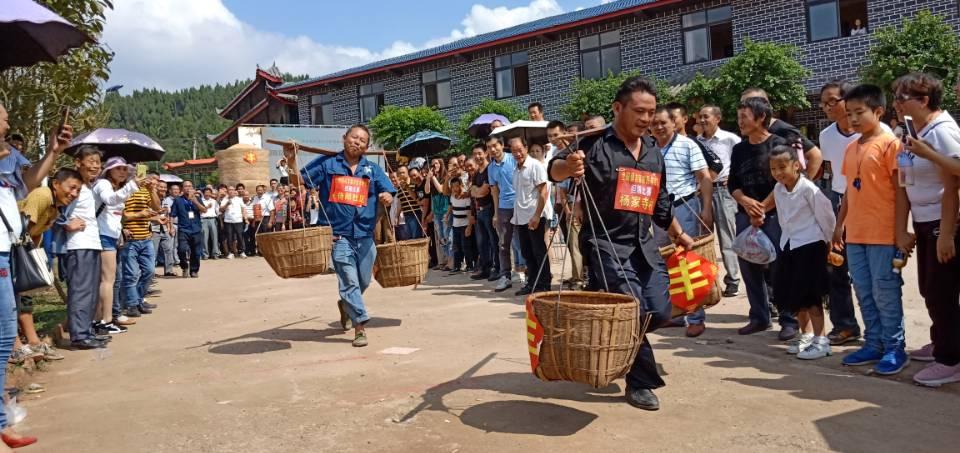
[30,289,66,335]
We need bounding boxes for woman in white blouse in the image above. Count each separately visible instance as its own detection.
[92,157,140,332]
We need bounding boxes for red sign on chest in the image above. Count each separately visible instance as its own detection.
[329,175,369,207]
[613,167,660,215]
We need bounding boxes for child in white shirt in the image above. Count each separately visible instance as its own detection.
[770,145,837,359]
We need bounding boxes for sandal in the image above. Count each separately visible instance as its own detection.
[352,331,368,348]
[25,383,45,394]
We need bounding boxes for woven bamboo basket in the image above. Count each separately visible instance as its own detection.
[659,232,722,318]
[529,291,644,388]
[257,226,332,278]
[374,237,430,288]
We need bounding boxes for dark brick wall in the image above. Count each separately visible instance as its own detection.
[294,0,960,137]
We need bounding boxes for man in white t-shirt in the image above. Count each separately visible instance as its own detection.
[508,136,552,296]
[220,186,246,259]
[698,105,743,298]
[200,187,220,259]
[276,158,291,185]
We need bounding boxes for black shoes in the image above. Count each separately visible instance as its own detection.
[470,272,490,280]
[138,305,153,315]
[71,339,107,350]
[141,302,158,310]
[625,387,660,411]
[722,286,739,297]
[123,307,142,318]
[514,286,533,296]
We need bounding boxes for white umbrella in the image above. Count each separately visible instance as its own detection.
[159,174,182,183]
[491,120,550,145]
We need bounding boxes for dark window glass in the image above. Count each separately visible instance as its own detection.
[579,30,621,79]
[359,83,384,122]
[807,0,869,41]
[311,93,334,125]
[682,7,734,63]
[494,52,529,99]
[422,69,452,108]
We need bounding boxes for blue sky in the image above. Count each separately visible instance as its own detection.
[102,0,607,91]
[223,0,589,50]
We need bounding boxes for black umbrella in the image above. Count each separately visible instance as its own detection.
[398,130,452,158]
[65,128,166,162]
[0,0,94,71]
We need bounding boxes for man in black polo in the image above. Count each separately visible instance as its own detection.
[549,76,694,411]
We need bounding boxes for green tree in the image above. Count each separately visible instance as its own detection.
[562,71,675,123]
[860,10,960,111]
[453,98,526,154]
[0,0,114,160]
[681,39,811,119]
[367,105,451,151]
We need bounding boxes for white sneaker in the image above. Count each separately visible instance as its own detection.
[227,253,235,259]
[240,253,247,259]
[494,275,512,292]
[797,337,832,360]
[787,333,814,354]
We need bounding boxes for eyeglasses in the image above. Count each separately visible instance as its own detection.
[894,93,920,103]
[820,98,841,108]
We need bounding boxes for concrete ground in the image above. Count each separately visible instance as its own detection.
[16,254,960,453]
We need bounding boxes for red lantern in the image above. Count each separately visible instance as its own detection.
[666,248,718,313]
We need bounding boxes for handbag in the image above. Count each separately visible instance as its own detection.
[0,208,54,293]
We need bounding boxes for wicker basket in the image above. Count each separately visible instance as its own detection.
[659,233,722,318]
[257,226,332,278]
[374,237,430,288]
[529,291,646,388]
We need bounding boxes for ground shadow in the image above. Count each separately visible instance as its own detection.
[190,316,403,352]
[324,317,403,330]
[459,400,596,436]
[208,340,291,355]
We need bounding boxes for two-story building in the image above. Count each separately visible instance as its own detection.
[213,64,301,149]
[275,0,960,136]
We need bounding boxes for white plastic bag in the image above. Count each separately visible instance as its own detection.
[733,226,777,264]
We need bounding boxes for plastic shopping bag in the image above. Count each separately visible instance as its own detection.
[733,226,777,264]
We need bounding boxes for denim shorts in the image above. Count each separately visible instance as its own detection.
[100,235,118,251]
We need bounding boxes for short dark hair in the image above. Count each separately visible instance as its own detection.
[449,177,462,186]
[6,133,24,143]
[73,145,103,161]
[48,167,83,190]
[472,142,486,152]
[270,178,278,183]
[820,79,855,97]
[546,120,565,130]
[565,122,582,132]
[615,76,658,104]
[664,102,686,116]
[654,106,676,120]
[236,183,245,189]
[346,124,371,139]
[484,135,503,145]
[203,187,213,192]
[507,135,528,147]
[843,84,886,110]
[770,144,799,162]
[527,102,543,112]
[893,72,943,111]
[217,183,228,190]
[737,97,774,123]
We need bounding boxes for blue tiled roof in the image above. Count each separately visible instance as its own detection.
[278,0,668,91]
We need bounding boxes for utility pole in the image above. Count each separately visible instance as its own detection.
[192,138,197,160]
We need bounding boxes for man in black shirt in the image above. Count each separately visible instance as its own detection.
[468,143,499,280]
[549,76,694,411]
[729,97,800,341]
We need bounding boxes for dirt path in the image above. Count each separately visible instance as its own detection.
[17,256,960,453]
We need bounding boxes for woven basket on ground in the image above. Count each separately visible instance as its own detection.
[257,226,332,278]
[659,232,722,318]
[529,291,644,388]
[374,237,430,288]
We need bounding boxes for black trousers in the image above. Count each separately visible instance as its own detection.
[516,220,551,290]
[224,222,245,254]
[915,220,960,366]
[177,230,203,274]
[587,241,670,390]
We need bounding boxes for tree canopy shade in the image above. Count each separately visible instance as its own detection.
[860,10,960,112]
[368,105,451,151]
[562,70,675,124]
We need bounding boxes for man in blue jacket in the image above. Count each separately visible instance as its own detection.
[285,125,395,347]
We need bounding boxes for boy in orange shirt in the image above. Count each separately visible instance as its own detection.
[832,84,909,375]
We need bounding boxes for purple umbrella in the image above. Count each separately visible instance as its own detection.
[467,113,511,138]
[65,128,166,162]
[1,0,94,71]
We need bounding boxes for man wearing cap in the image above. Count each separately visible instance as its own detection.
[285,125,395,348]
[549,76,693,411]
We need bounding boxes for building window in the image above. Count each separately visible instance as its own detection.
[311,93,334,125]
[422,69,452,108]
[494,51,530,99]
[682,6,733,64]
[359,82,385,122]
[579,30,621,80]
[807,0,869,41]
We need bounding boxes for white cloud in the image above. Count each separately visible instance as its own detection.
[103,0,570,91]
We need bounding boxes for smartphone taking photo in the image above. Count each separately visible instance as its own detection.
[903,115,919,140]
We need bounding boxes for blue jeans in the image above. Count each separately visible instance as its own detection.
[824,191,859,334]
[332,237,376,325]
[433,216,451,260]
[735,212,798,328]
[847,244,905,352]
[656,197,707,325]
[0,253,17,429]
[475,206,499,274]
[121,239,155,309]
[403,212,423,239]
